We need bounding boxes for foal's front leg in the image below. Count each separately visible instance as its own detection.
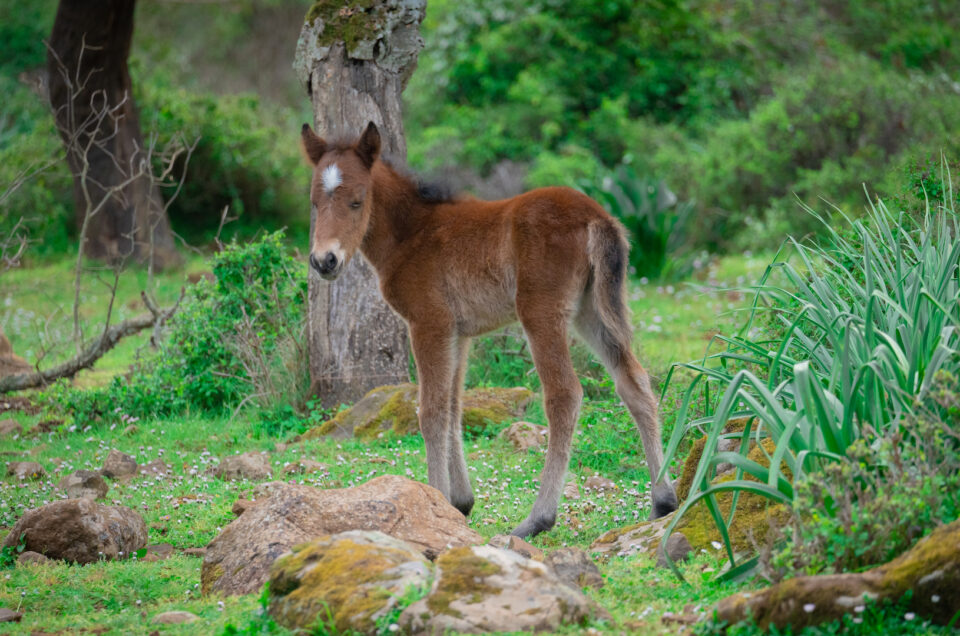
[409,325,455,501]
[447,337,474,515]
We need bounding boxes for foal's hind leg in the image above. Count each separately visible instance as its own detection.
[447,337,474,515]
[511,312,583,538]
[574,302,678,519]
[409,324,455,501]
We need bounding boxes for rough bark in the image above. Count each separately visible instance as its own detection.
[48,0,179,269]
[294,0,425,408]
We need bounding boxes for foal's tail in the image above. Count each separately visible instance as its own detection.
[585,220,633,367]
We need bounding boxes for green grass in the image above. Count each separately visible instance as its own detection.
[3,249,940,634]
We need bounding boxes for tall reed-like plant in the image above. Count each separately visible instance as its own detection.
[659,176,960,579]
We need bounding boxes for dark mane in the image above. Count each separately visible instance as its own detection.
[381,156,457,205]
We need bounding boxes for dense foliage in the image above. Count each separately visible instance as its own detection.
[660,181,960,579]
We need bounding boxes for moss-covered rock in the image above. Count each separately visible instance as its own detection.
[400,545,601,633]
[268,530,432,633]
[591,428,790,561]
[299,383,533,441]
[714,518,960,630]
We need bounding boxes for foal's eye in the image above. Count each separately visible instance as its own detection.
[349,200,362,209]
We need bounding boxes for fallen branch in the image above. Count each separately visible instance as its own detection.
[0,288,184,393]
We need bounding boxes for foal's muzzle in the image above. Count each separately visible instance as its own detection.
[310,251,342,280]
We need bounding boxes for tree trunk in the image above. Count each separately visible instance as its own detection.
[48,0,179,269]
[294,0,425,408]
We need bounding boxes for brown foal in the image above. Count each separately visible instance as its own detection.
[302,121,678,537]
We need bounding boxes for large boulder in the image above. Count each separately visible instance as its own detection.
[399,545,598,633]
[300,383,533,440]
[2,499,147,564]
[201,475,482,596]
[268,531,432,632]
[713,518,960,629]
[207,451,272,481]
[58,470,109,500]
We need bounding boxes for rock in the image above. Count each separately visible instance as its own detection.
[584,475,616,491]
[201,474,482,596]
[207,451,271,481]
[300,383,533,440]
[2,499,147,564]
[499,420,548,451]
[488,534,543,560]
[400,545,598,633]
[121,424,138,436]
[183,547,206,558]
[100,449,138,479]
[563,480,580,500]
[656,533,693,568]
[142,543,175,562]
[17,551,49,565]
[58,470,109,500]
[0,608,22,623]
[714,518,960,629]
[0,419,21,437]
[138,459,171,477]
[274,442,288,453]
[152,611,199,624]
[591,437,789,560]
[231,498,259,516]
[545,547,604,589]
[268,530,432,632]
[282,459,326,476]
[0,326,31,380]
[7,461,44,480]
[187,270,215,284]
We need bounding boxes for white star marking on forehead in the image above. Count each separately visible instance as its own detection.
[321,163,342,195]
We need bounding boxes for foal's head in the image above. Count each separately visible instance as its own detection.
[301,121,381,280]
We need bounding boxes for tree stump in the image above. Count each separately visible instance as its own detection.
[293,0,425,407]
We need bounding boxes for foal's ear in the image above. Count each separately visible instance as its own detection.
[301,123,326,166]
[356,121,381,169]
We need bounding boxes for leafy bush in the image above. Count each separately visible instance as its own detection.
[137,71,311,243]
[48,232,310,427]
[659,181,960,578]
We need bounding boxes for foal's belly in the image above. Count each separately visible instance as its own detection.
[447,269,517,337]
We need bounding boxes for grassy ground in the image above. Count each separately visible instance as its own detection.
[0,252,947,635]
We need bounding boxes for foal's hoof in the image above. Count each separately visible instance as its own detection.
[649,481,679,520]
[452,496,474,518]
[510,514,555,539]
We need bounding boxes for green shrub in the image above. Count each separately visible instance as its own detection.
[47,232,309,425]
[659,179,960,579]
[137,72,311,243]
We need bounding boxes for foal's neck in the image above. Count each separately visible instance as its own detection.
[360,161,431,272]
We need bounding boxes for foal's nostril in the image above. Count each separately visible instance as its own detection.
[309,253,323,275]
[322,252,338,272]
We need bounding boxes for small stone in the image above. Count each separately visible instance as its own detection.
[499,421,548,452]
[274,442,288,453]
[17,551,49,565]
[145,544,175,561]
[152,611,199,624]
[101,449,138,479]
[58,470,109,500]
[545,547,604,589]
[182,547,206,558]
[207,451,272,481]
[656,533,693,568]
[0,608,22,623]
[0,419,21,437]
[232,498,258,516]
[7,461,44,480]
[138,459,171,477]
[121,424,138,436]
[282,459,326,476]
[488,534,543,560]
[563,480,580,500]
[584,475,616,491]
